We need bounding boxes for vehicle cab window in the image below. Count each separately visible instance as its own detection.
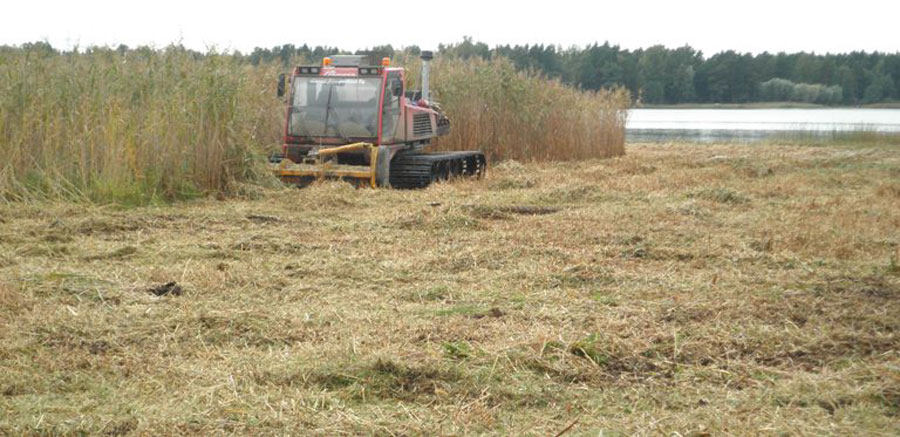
[381,72,402,141]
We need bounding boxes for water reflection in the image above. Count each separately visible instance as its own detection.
[626,108,900,142]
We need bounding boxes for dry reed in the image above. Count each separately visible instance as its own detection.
[0,46,281,204]
[1,46,629,204]
[401,55,630,161]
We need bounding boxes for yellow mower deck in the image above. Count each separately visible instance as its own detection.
[270,142,380,187]
[270,141,487,189]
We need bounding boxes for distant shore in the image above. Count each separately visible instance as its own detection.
[635,101,900,109]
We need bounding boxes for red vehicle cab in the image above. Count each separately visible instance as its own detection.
[281,55,446,163]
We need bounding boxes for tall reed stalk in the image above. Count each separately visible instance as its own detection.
[0,45,281,204]
[1,46,628,203]
[400,55,629,161]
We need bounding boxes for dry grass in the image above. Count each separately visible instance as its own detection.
[1,142,899,435]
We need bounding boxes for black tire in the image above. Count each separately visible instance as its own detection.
[375,146,392,187]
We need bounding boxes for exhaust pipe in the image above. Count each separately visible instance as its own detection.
[420,50,433,101]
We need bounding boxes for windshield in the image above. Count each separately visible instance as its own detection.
[288,77,382,139]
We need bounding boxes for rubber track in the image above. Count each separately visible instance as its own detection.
[389,151,486,189]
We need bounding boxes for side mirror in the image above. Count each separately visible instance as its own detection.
[277,73,286,98]
[391,79,402,97]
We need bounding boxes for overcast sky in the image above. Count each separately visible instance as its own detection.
[2,0,898,56]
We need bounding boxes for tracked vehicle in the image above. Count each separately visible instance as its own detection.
[270,51,486,188]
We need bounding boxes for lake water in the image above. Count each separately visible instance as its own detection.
[626,108,900,142]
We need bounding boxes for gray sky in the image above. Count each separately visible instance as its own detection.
[3,0,898,55]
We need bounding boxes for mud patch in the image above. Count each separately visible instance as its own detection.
[86,340,111,355]
[471,307,505,319]
[148,281,182,296]
[467,205,561,219]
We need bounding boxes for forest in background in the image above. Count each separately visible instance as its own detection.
[240,37,900,106]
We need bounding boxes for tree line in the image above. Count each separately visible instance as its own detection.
[243,38,900,105]
[11,39,900,105]
[441,38,899,105]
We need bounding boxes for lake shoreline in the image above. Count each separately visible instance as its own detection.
[627,107,900,143]
[636,101,900,110]
[628,128,900,145]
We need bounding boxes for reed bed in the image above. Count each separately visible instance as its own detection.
[0,46,281,204]
[402,56,630,162]
[0,46,629,203]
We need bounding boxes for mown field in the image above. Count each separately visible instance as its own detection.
[1,142,898,435]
